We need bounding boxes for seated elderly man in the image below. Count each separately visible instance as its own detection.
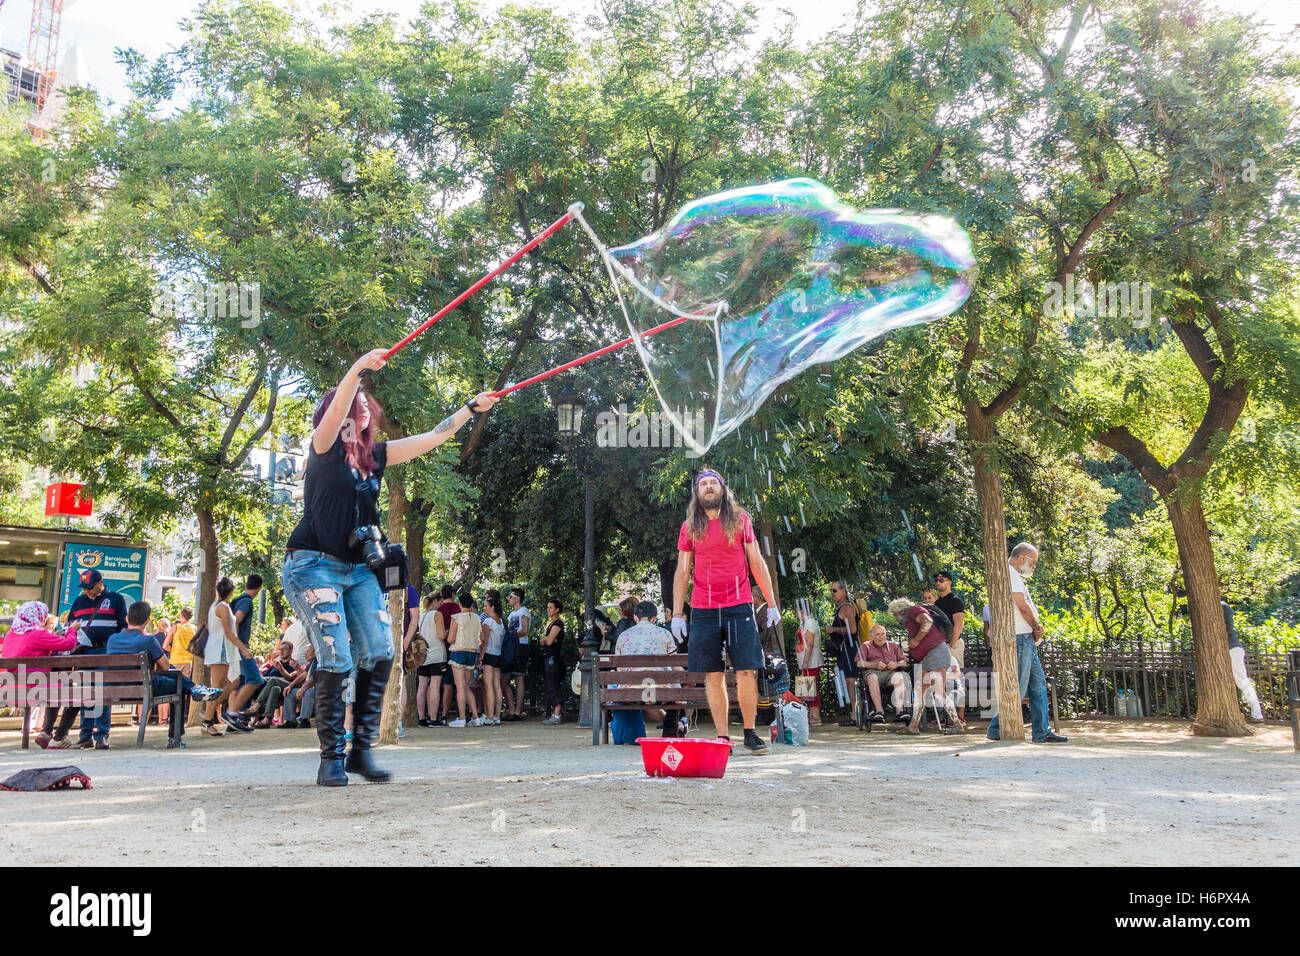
[855,624,912,722]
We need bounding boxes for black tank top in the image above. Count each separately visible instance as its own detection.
[285,436,388,563]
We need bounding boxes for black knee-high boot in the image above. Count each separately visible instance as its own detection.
[313,670,349,787]
[345,658,392,782]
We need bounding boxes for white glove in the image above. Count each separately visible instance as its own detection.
[766,607,781,629]
[671,616,687,641]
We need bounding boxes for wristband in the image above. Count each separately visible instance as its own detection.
[465,400,478,414]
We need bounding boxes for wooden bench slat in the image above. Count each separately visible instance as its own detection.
[600,689,712,703]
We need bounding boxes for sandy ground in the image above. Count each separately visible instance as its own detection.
[1,717,1296,866]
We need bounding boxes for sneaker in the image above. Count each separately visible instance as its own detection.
[189,684,222,702]
[417,718,431,728]
[33,730,52,749]
[398,726,406,738]
[94,739,110,750]
[490,717,501,725]
[279,719,299,729]
[468,716,486,727]
[77,738,94,749]
[1035,732,1069,743]
[221,712,252,733]
[448,718,467,728]
[676,716,690,737]
[542,715,562,726]
[201,721,225,737]
[166,737,187,749]
[895,711,912,723]
[430,718,446,727]
[298,719,312,729]
[742,729,769,755]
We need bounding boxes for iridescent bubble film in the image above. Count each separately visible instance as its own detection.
[604,178,976,454]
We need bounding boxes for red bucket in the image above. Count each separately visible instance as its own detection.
[636,737,730,779]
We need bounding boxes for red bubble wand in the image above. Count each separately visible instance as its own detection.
[375,202,722,395]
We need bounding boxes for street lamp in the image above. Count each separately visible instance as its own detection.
[552,382,597,728]
[554,384,586,440]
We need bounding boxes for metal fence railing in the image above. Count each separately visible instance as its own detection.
[963,638,1298,721]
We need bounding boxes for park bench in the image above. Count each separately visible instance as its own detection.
[4,652,184,749]
[594,653,738,745]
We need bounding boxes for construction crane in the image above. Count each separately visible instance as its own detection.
[27,0,64,112]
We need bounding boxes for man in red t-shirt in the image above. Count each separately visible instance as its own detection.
[672,468,781,755]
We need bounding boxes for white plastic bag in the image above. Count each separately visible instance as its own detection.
[778,698,810,746]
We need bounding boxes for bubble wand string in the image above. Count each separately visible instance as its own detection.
[489,203,726,397]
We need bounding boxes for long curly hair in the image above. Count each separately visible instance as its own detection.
[685,468,746,545]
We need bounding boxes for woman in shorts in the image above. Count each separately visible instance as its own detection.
[446,592,484,727]
[888,597,963,734]
[416,592,448,727]
[477,595,506,725]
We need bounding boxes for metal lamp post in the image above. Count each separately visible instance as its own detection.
[553,384,597,727]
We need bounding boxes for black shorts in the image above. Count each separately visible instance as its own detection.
[416,662,447,678]
[687,604,764,673]
[482,653,505,669]
[512,643,529,675]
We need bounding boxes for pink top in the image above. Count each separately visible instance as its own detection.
[1,628,78,692]
[2,627,78,661]
[677,512,757,609]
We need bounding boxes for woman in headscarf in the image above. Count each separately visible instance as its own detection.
[1,601,79,748]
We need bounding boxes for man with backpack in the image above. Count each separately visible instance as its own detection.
[826,581,859,726]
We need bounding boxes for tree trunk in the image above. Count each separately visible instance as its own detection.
[966,405,1024,741]
[756,517,781,612]
[1166,495,1250,737]
[187,506,221,727]
[378,475,410,744]
[659,558,677,615]
[406,503,428,594]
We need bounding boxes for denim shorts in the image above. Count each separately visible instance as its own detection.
[238,657,266,687]
[281,550,394,675]
[449,651,477,669]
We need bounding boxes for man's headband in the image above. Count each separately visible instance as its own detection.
[695,470,724,487]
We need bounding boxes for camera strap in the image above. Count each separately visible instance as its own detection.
[350,467,382,530]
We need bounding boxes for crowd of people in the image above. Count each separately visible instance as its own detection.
[2,351,1264,786]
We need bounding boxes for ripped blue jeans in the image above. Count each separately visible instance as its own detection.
[281,550,394,677]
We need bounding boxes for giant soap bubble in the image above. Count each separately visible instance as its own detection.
[598,178,977,454]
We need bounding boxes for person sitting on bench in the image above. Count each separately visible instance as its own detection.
[107,601,222,747]
[613,600,685,741]
[855,624,912,723]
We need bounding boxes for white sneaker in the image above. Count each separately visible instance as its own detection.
[469,716,485,726]
[542,715,562,726]
[448,718,467,728]
[490,717,501,725]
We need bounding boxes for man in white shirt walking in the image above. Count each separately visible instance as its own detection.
[986,542,1067,743]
